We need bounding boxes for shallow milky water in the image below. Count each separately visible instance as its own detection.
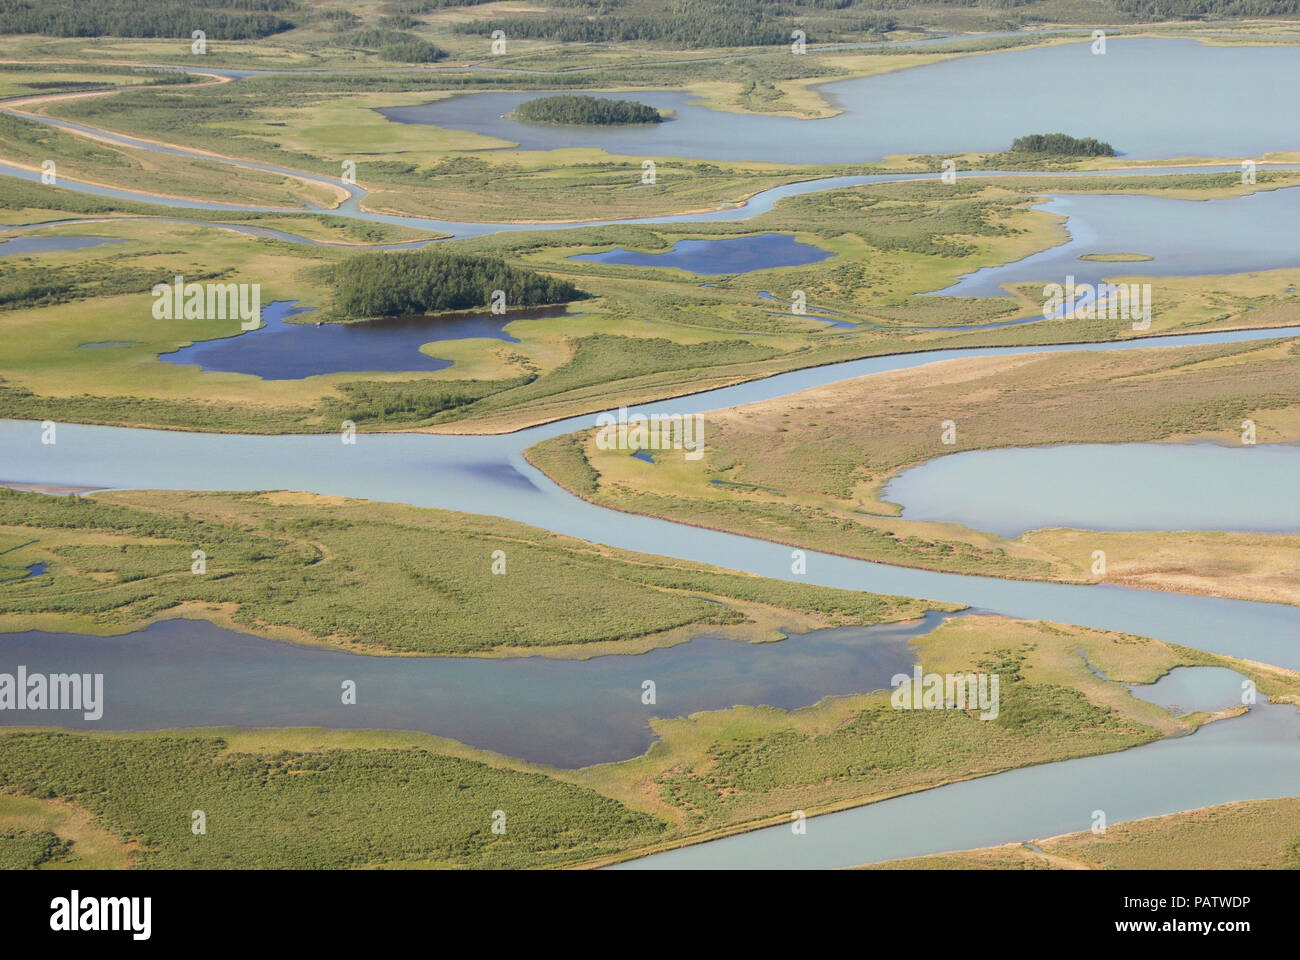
[936,188,1300,298]
[886,443,1300,536]
[1129,666,1249,717]
[5,326,1300,672]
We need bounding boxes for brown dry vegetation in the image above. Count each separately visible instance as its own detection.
[531,338,1300,603]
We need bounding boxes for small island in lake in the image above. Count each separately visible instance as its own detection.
[1009,133,1117,157]
[514,94,663,125]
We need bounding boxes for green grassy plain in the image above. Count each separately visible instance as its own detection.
[3,174,1298,436]
[0,487,945,656]
[0,727,669,869]
[0,107,343,209]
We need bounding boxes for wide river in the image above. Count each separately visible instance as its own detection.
[2,34,1299,867]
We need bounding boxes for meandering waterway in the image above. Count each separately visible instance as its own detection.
[2,33,1299,868]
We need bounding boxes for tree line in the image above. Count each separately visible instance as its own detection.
[1009,133,1116,156]
[1113,0,1300,16]
[331,248,588,318]
[454,13,790,46]
[0,0,297,38]
[344,27,447,61]
[515,95,662,125]
[451,2,897,47]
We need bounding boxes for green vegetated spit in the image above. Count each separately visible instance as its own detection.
[0,488,942,655]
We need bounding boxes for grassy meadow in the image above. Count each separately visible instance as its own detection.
[0,107,343,210]
[3,174,1298,435]
[0,487,946,656]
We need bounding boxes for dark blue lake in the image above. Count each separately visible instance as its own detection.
[569,233,833,274]
[158,300,566,380]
